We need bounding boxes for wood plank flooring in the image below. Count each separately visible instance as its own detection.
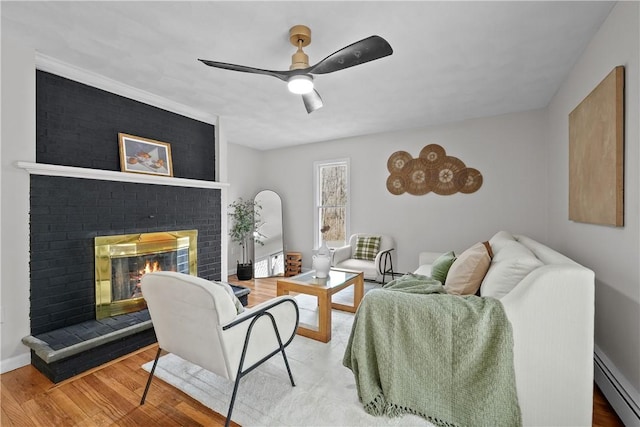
[1,275,625,426]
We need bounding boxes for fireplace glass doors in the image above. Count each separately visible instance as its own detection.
[95,230,197,319]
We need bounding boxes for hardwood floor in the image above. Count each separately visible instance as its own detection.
[593,384,625,427]
[1,275,625,426]
[1,345,233,427]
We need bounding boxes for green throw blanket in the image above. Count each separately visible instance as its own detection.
[343,274,521,427]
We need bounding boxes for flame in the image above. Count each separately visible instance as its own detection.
[142,260,161,275]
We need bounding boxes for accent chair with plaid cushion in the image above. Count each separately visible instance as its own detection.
[332,233,396,283]
[353,235,381,261]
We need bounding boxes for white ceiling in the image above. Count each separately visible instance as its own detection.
[1,1,614,151]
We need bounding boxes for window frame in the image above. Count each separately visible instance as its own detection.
[313,158,350,249]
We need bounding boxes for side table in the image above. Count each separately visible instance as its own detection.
[285,252,302,276]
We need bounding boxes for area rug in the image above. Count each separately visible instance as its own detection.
[142,287,433,426]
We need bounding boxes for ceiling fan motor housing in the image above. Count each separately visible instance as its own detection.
[289,25,311,47]
[289,25,311,70]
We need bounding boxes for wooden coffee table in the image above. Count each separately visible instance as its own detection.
[277,268,364,343]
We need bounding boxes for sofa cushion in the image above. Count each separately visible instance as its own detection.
[489,230,517,254]
[333,258,379,281]
[430,251,456,284]
[480,257,543,299]
[353,236,381,261]
[493,240,536,262]
[480,240,542,299]
[414,264,433,276]
[444,242,492,295]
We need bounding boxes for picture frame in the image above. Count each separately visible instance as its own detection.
[118,133,174,177]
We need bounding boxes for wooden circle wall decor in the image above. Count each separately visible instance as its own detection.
[387,151,413,173]
[385,144,483,196]
[386,173,406,195]
[403,158,432,195]
[433,157,465,195]
[457,167,483,194]
[419,144,446,168]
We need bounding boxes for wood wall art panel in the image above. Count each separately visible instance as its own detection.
[569,66,624,226]
[386,144,482,196]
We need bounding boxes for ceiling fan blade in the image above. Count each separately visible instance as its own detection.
[307,35,393,75]
[302,89,323,114]
[198,59,292,82]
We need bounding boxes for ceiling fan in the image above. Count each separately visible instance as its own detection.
[198,25,393,114]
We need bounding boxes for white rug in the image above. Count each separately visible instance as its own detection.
[142,287,433,426]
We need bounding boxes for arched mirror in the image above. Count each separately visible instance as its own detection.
[254,190,284,278]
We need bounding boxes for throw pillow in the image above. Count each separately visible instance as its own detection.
[488,230,517,253]
[493,240,536,262]
[353,236,381,261]
[430,251,456,284]
[211,280,245,314]
[480,257,543,299]
[444,241,493,295]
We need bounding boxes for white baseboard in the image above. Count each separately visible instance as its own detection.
[594,346,640,426]
[1,351,31,374]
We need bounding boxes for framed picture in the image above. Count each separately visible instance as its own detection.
[118,133,173,177]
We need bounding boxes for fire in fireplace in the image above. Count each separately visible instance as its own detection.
[95,230,197,319]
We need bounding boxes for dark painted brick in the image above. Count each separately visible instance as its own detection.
[30,327,157,383]
[48,240,87,251]
[28,71,221,381]
[47,275,75,287]
[31,232,68,243]
[36,71,215,181]
[30,178,221,336]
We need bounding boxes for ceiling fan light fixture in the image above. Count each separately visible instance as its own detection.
[287,75,314,94]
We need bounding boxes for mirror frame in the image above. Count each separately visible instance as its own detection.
[253,190,284,278]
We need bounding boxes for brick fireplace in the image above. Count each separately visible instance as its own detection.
[22,70,223,382]
[23,172,222,382]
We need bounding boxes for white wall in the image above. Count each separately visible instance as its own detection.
[546,0,640,418]
[1,37,35,372]
[215,118,229,281]
[254,109,549,275]
[226,143,264,273]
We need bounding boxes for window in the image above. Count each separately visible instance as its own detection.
[314,159,349,248]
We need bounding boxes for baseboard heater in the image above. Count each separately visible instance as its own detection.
[594,346,640,426]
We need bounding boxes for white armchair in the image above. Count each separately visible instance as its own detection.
[139,271,299,427]
[332,233,396,283]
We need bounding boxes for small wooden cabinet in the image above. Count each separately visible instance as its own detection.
[285,252,302,277]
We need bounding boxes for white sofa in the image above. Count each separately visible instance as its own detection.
[415,231,595,427]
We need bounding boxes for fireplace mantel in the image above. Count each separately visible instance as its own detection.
[16,161,229,189]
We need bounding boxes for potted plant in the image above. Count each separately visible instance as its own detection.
[228,197,262,280]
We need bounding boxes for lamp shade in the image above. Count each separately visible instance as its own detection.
[287,75,314,94]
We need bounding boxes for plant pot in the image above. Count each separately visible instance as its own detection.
[236,262,253,281]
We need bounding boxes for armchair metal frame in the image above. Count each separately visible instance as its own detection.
[378,248,396,284]
[140,297,299,427]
